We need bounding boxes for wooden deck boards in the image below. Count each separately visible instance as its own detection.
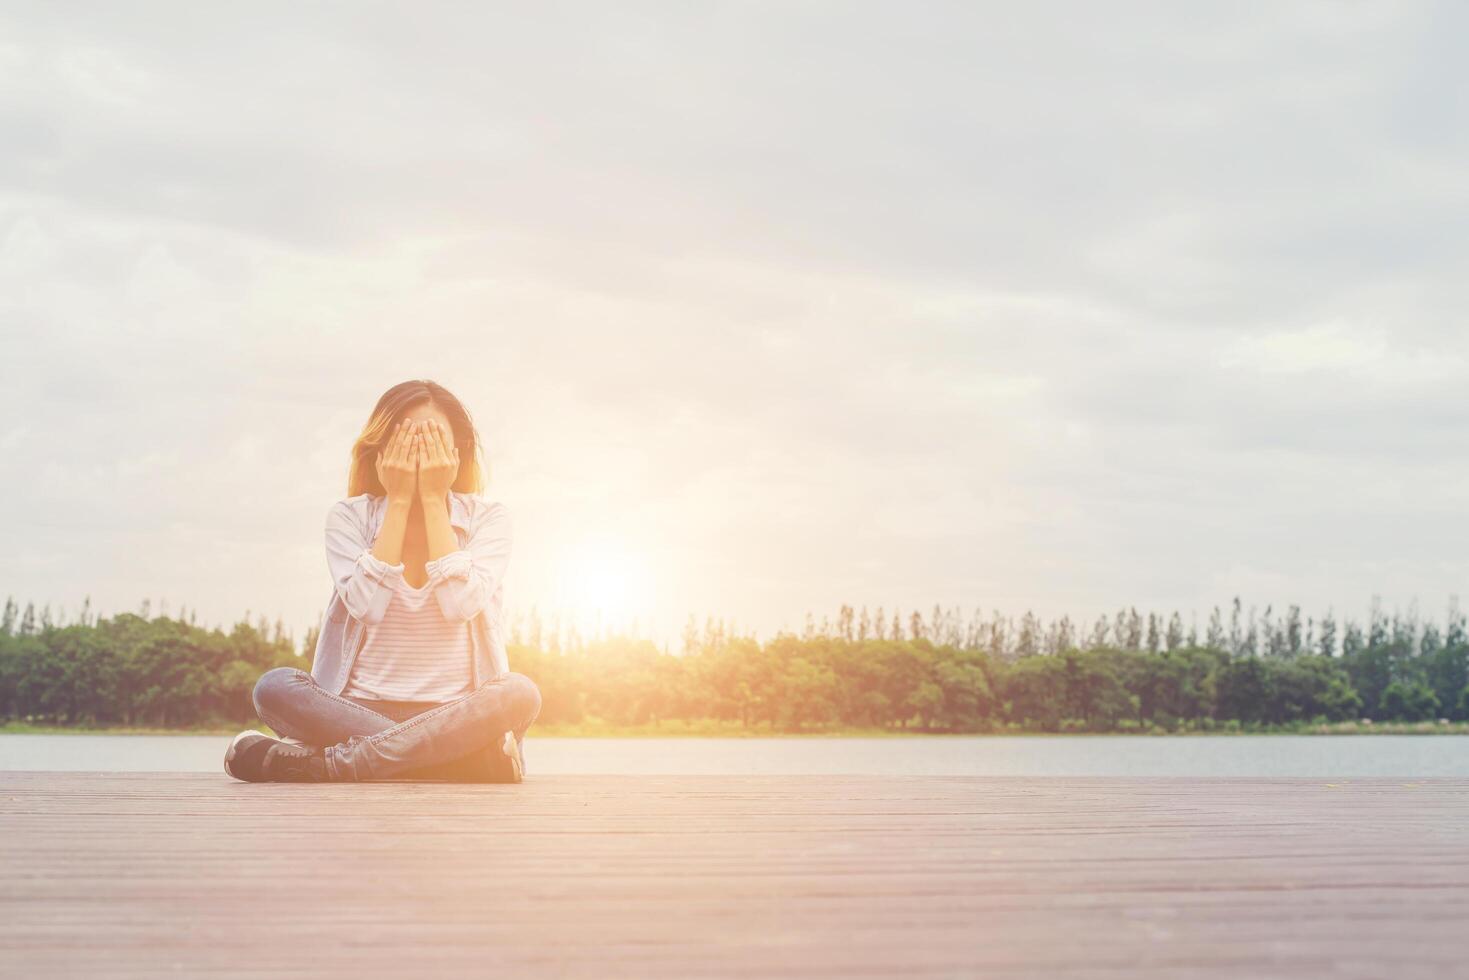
[2,773,1467,978]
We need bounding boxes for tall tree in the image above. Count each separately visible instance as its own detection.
[1228,598,1243,656]
[1166,612,1185,651]
[1284,605,1303,658]
[1206,606,1225,649]
[1319,609,1338,657]
[1125,608,1143,651]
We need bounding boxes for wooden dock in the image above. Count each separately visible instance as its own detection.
[2,773,1467,978]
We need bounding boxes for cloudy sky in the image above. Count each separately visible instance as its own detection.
[3,2,1468,646]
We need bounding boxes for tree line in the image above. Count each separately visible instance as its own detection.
[1,595,1467,730]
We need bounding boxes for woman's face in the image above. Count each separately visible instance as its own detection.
[398,401,456,452]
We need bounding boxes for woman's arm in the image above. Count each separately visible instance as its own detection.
[423,502,513,624]
[324,502,405,625]
[416,418,461,563]
[416,418,511,624]
[372,498,414,567]
[323,420,418,625]
[372,420,418,567]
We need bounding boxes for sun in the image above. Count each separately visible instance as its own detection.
[551,541,655,629]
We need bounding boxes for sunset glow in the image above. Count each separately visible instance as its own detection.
[549,541,656,632]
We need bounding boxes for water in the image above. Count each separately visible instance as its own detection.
[1,734,1466,777]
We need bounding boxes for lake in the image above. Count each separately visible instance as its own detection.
[2,734,1467,776]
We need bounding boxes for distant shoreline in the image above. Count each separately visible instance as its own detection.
[5,720,1469,738]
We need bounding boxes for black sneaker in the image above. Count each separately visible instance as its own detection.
[223,731,273,781]
[224,731,328,783]
[264,740,328,782]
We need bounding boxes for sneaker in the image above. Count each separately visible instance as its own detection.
[499,730,524,783]
[264,740,328,782]
[223,731,273,781]
[224,731,328,783]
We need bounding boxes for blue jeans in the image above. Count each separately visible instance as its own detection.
[251,667,541,782]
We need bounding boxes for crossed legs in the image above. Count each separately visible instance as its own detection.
[251,667,541,782]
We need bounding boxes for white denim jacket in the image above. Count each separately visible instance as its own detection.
[310,491,513,696]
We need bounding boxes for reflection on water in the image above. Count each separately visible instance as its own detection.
[1,734,1467,777]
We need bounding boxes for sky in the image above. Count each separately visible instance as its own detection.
[3,2,1469,648]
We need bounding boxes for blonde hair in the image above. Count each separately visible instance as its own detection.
[347,380,487,497]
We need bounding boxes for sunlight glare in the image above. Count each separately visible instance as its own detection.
[551,541,656,633]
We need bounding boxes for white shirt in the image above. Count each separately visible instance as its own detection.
[341,577,476,702]
[309,491,513,696]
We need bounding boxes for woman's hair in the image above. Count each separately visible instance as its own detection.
[347,380,487,497]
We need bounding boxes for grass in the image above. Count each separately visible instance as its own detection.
[6,719,1469,737]
[0,720,268,736]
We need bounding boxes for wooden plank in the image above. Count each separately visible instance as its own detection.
[1,774,1466,978]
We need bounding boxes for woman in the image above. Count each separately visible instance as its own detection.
[224,380,541,783]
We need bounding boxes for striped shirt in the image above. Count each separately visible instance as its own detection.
[341,577,474,703]
[310,492,513,697]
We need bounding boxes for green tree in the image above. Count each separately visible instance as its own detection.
[1378,681,1439,722]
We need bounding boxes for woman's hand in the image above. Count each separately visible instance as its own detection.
[415,419,460,501]
[375,420,419,503]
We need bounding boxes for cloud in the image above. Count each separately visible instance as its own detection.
[2,2,1468,643]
